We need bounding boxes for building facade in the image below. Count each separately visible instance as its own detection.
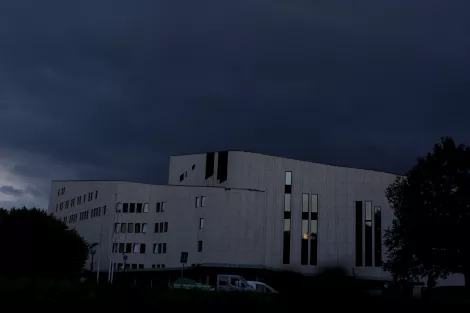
[48,150,400,280]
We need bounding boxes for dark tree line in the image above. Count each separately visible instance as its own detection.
[0,208,88,279]
[384,137,470,287]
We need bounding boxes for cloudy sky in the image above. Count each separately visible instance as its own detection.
[0,0,469,209]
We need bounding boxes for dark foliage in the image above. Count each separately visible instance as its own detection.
[0,207,88,279]
[384,137,470,286]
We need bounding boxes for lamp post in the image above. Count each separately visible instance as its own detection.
[89,243,99,272]
[90,249,96,272]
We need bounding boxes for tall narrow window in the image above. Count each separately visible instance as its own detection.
[205,152,215,179]
[283,171,292,264]
[195,197,199,208]
[123,203,129,213]
[143,203,149,213]
[198,240,203,252]
[200,196,206,207]
[95,190,98,199]
[310,194,318,265]
[355,201,363,266]
[217,151,229,182]
[142,223,148,233]
[130,203,135,213]
[365,201,372,266]
[301,193,309,265]
[199,218,204,229]
[137,203,142,213]
[374,206,382,267]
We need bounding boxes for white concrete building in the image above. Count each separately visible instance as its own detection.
[48,150,400,280]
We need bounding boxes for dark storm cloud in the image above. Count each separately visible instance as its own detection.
[0,186,24,197]
[1,0,470,208]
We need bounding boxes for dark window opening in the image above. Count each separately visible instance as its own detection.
[374,206,382,267]
[283,220,291,264]
[192,164,195,170]
[355,201,363,266]
[198,240,203,252]
[365,201,372,266]
[137,203,142,213]
[123,203,129,213]
[205,152,215,179]
[130,203,135,213]
[217,151,229,182]
[180,174,184,182]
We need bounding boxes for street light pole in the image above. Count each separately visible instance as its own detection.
[90,249,96,272]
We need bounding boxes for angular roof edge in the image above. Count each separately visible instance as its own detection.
[50,180,264,193]
[170,150,403,176]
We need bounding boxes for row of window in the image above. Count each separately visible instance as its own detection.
[114,223,149,234]
[69,214,78,224]
[355,201,382,267]
[152,264,166,269]
[79,211,89,221]
[282,171,318,266]
[154,222,169,233]
[116,263,144,270]
[195,196,206,208]
[153,243,167,254]
[70,206,107,223]
[58,187,65,196]
[56,190,98,212]
[113,242,147,254]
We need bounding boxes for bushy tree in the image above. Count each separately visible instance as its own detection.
[384,137,470,286]
[0,207,88,279]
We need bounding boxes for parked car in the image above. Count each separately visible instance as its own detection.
[216,275,254,292]
[247,281,278,293]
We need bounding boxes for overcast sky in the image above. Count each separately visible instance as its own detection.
[0,0,469,209]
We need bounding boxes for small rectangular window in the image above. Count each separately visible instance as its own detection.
[58,189,60,196]
[185,171,188,178]
[201,196,205,207]
[158,243,162,254]
[199,218,204,229]
[143,203,149,213]
[121,223,127,233]
[285,171,292,185]
[119,243,125,253]
[133,243,140,253]
[160,222,164,233]
[152,264,156,268]
[114,223,120,233]
[156,202,160,212]
[198,240,203,252]
[95,190,98,199]
[162,243,166,254]
[195,197,199,208]
[142,223,148,233]
[284,194,291,211]
[130,203,135,213]
[137,203,142,213]
[154,223,159,233]
[83,194,86,202]
[153,244,157,254]
[123,203,129,213]
[103,206,106,215]
[128,223,134,233]
[180,174,184,182]
[131,264,137,270]
[192,164,195,170]
[139,264,144,269]
[161,202,165,212]
[60,202,63,210]
[71,198,75,207]
[126,243,132,253]
[164,222,168,232]
[140,243,146,254]
[135,223,141,233]
[77,196,81,205]
[65,200,69,209]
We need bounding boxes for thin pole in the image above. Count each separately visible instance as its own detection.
[96,209,104,284]
[181,263,184,278]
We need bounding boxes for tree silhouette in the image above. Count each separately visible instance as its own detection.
[0,207,88,279]
[384,137,470,287]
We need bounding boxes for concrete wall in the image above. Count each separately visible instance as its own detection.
[49,180,266,272]
[169,151,398,279]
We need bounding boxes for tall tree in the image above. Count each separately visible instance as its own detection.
[384,137,470,286]
[0,207,88,279]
